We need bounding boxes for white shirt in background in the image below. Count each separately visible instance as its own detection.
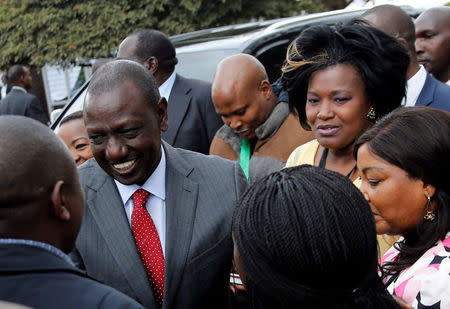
[158,71,177,102]
[403,65,427,107]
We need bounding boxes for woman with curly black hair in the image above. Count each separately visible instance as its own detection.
[281,23,409,255]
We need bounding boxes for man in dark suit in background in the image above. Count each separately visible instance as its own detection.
[0,74,12,100]
[0,65,49,124]
[415,7,450,85]
[0,116,144,309]
[361,5,450,111]
[73,60,246,308]
[117,29,223,154]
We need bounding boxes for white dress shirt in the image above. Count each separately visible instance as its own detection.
[403,65,427,107]
[11,86,27,93]
[114,146,167,256]
[158,71,176,102]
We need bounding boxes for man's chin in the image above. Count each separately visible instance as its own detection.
[111,170,149,187]
[236,129,255,139]
[103,168,139,186]
[418,60,431,70]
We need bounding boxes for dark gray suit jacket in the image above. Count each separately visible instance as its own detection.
[415,73,450,112]
[0,89,48,124]
[161,74,223,154]
[72,142,247,309]
[0,244,144,309]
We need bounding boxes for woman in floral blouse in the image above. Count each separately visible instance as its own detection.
[355,107,450,308]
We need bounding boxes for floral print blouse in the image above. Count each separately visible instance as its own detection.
[380,232,450,308]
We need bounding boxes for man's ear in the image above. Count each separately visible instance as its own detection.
[144,56,159,74]
[18,73,27,86]
[398,37,408,48]
[157,97,169,132]
[51,180,71,221]
[259,80,272,99]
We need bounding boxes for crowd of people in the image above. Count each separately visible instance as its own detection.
[0,4,449,309]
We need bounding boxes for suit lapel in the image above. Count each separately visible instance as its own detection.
[415,74,434,107]
[86,172,158,308]
[162,143,198,309]
[162,74,192,145]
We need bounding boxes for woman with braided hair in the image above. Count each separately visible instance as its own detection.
[232,165,401,308]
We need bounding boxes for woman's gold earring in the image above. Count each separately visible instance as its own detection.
[423,195,435,221]
[366,108,376,121]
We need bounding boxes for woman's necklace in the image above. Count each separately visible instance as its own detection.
[318,148,356,179]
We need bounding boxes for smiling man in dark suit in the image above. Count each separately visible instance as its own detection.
[117,30,223,154]
[73,60,246,308]
[0,65,48,124]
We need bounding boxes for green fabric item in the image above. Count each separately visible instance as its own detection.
[76,67,85,83]
[239,138,251,181]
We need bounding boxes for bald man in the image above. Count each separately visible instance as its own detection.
[0,116,144,309]
[210,54,313,183]
[415,7,450,85]
[361,5,450,111]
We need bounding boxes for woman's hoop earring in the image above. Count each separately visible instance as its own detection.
[366,108,376,121]
[423,195,435,221]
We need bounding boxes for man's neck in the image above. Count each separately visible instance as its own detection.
[155,71,173,87]
[434,68,450,84]
[407,62,420,80]
[11,85,27,93]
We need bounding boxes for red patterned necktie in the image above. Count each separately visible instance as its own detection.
[131,189,165,305]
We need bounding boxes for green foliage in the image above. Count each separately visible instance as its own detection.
[0,0,348,69]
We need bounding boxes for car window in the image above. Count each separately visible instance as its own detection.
[52,84,86,133]
[175,49,240,82]
[255,39,291,83]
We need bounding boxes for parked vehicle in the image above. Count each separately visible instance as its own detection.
[51,6,422,130]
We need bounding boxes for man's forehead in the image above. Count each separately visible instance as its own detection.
[88,87,155,120]
[416,11,447,31]
[212,79,243,105]
[415,19,436,32]
[213,88,251,115]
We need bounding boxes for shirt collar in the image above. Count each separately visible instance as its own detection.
[158,71,177,101]
[114,145,166,204]
[0,238,74,266]
[11,86,27,93]
[254,102,290,140]
[404,65,427,107]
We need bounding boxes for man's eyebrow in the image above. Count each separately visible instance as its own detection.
[221,106,246,117]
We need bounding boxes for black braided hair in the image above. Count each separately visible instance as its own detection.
[232,165,400,309]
